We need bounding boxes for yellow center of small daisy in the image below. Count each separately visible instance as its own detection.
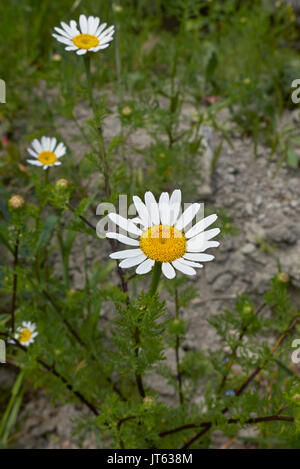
[38,151,57,165]
[19,329,32,343]
[72,34,99,49]
[140,225,186,263]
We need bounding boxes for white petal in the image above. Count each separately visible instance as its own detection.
[108,213,142,236]
[90,17,100,35]
[50,137,57,152]
[131,217,143,226]
[176,257,203,268]
[53,34,73,46]
[185,214,218,239]
[119,254,146,268]
[159,192,170,225]
[136,258,155,275]
[110,248,143,259]
[76,48,87,55]
[87,16,95,34]
[144,191,160,226]
[69,20,80,36]
[172,260,196,276]
[175,203,201,231]
[45,137,52,150]
[183,253,215,262]
[55,149,66,159]
[41,136,47,149]
[106,232,139,246]
[32,138,42,153]
[97,43,111,50]
[133,196,150,228]
[55,142,66,158]
[90,46,102,52]
[79,14,88,34]
[201,228,220,240]
[187,240,220,252]
[162,262,176,279]
[98,36,114,46]
[98,25,115,41]
[27,159,43,166]
[187,229,220,249]
[54,26,72,40]
[27,148,38,158]
[169,189,182,225]
[95,23,107,37]
[61,21,76,37]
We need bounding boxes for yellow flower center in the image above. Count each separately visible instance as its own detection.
[140,225,186,263]
[19,329,32,343]
[38,151,57,165]
[72,34,99,49]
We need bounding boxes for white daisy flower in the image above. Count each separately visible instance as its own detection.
[14,321,38,347]
[106,190,220,279]
[52,15,115,55]
[27,137,66,170]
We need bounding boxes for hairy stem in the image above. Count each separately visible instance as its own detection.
[218,302,266,393]
[83,54,110,197]
[10,231,20,333]
[182,315,299,448]
[12,340,99,415]
[149,262,162,296]
[174,287,184,405]
[133,326,145,399]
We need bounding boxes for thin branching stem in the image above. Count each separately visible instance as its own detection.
[218,302,266,393]
[10,231,20,333]
[174,287,184,405]
[11,340,99,416]
[181,315,299,448]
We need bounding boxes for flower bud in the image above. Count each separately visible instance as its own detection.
[277,272,289,283]
[56,178,69,190]
[122,106,132,116]
[143,396,155,409]
[52,54,62,62]
[242,305,253,315]
[8,195,25,210]
[113,4,123,13]
[169,318,185,335]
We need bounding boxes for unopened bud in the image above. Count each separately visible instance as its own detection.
[143,396,155,409]
[242,305,253,315]
[292,394,300,403]
[52,54,62,62]
[56,178,69,190]
[277,272,289,283]
[122,106,132,116]
[113,4,123,12]
[8,195,25,210]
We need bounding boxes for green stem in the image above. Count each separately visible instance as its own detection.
[44,168,49,185]
[57,230,70,289]
[83,54,110,197]
[149,262,162,296]
[134,327,145,399]
[83,54,96,115]
[10,231,19,333]
[174,287,184,405]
